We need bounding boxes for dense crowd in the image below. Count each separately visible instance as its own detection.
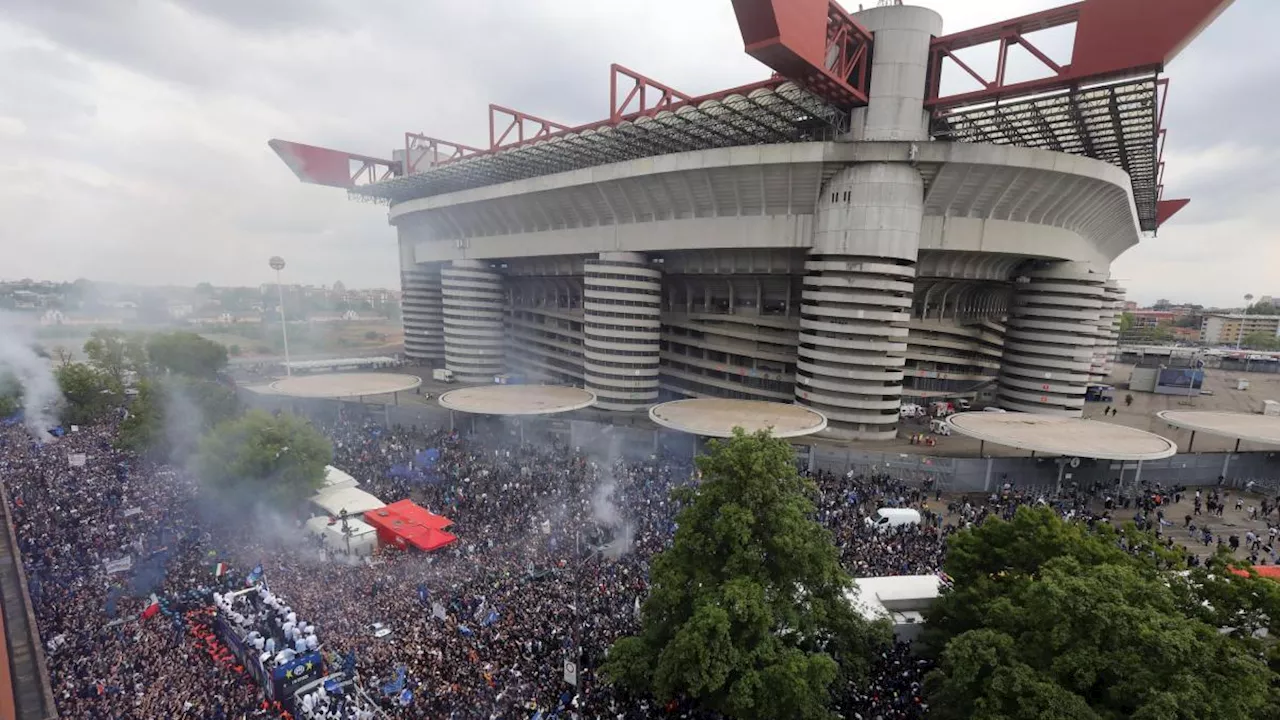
[1,407,1223,720]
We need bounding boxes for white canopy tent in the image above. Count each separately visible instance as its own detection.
[310,485,385,517]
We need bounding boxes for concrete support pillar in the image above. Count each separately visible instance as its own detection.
[400,262,444,364]
[441,259,505,384]
[797,163,923,441]
[583,252,661,412]
[850,5,944,141]
[997,262,1107,416]
[1095,279,1126,381]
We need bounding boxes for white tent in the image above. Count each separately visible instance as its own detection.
[310,486,385,517]
[323,465,359,490]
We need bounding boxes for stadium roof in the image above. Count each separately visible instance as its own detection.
[436,385,596,415]
[1155,411,1280,447]
[346,81,844,205]
[648,399,828,438]
[267,372,422,399]
[946,412,1178,461]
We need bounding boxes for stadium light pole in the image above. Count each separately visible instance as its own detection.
[269,256,293,376]
[1237,293,1254,350]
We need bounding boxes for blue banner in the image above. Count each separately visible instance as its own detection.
[272,651,323,683]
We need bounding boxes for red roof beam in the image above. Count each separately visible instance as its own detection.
[927,0,1234,110]
[610,64,693,123]
[268,139,401,189]
[729,0,872,109]
[1156,198,1191,228]
[489,105,571,150]
[403,133,483,175]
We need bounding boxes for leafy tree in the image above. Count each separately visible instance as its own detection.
[0,373,19,418]
[1240,332,1280,352]
[924,507,1275,720]
[1118,311,1135,332]
[119,377,242,460]
[82,329,147,384]
[145,331,229,379]
[603,429,889,720]
[192,410,331,513]
[1246,301,1277,316]
[55,362,120,425]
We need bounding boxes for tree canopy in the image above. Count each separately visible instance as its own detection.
[603,429,889,720]
[145,331,229,379]
[192,410,331,514]
[923,507,1276,720]
[82,329,148,384]
[55,362,120,425]
[1240,332,1280,352]
[119,376,242,461]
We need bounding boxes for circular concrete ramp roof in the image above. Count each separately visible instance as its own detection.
[1156,411,1280,447]
[947,412,1177,461]
[437,385,596,415]
[268,372,422,398]
[648,399,828,439]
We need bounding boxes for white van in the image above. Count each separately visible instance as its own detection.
[865,508,923,531]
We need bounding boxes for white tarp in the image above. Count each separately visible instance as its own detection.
[68,453,87,467]
[310,486,384,517]
[104,556,133,574]
[123,507,143,518]
[322,465,360,490]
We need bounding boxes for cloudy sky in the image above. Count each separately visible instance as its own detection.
[0,0,1271,306]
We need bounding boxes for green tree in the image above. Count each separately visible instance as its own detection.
[0,373,20,418]
[55,362,120,425]
[924,507,1275,720]
[119,377,242,460]
[1240,332,1280,351]
[145,331,229,379]
[1118,312,1135,332]
[1245,301,1277,316]
[82,329,147,384]
[603,429,889,720]
[192,410,331,513]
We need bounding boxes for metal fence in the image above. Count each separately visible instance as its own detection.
[242,391,1279,493]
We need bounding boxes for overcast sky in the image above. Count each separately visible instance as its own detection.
[0,0,1271,306]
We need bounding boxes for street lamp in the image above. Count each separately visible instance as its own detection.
[269,256,292,376]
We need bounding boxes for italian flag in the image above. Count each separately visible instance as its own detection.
[214,562,228,578]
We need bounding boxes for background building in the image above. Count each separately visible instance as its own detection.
[273,0,1227,440]
[1201,314,1280,346]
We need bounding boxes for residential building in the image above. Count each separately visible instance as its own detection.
[1200,314,1280,345]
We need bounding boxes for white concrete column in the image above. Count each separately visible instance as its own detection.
[997,262,1107,416]
[1098,279,1126,380]
[850,5,944,141]
[401,263,444,364]
[441,259,505,384]
[797,163,923,441]
[583,252,661,412]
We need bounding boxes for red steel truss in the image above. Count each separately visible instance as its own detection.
[267,139,400,189]
[926,0,1234,110]
[1156,199,1191,227]
[730,0,873,108]
[403,134,483,175]
[489,105,570,150]
[609,64,693,123]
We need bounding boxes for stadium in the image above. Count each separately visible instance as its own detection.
[271,0,1223,441]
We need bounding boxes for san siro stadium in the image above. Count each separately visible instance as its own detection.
[271,0,1229,440]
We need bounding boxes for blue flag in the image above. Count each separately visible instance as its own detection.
[416,583,429,605]
[458,624,473,637]
[398,688,414,706]
[481,609,499,627]
[246,564,264,586]
[341,651,357,676]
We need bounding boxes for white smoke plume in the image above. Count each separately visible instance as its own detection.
[0,311,62,439]
[586,427,637,559]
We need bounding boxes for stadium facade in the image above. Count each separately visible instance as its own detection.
[271,0,1231,440]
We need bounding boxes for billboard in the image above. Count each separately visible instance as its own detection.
[1155,368,1204,395]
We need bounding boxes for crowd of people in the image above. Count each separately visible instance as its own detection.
[1,405,1251,719]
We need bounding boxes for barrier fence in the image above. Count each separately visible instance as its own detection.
[245,391,1279,494]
